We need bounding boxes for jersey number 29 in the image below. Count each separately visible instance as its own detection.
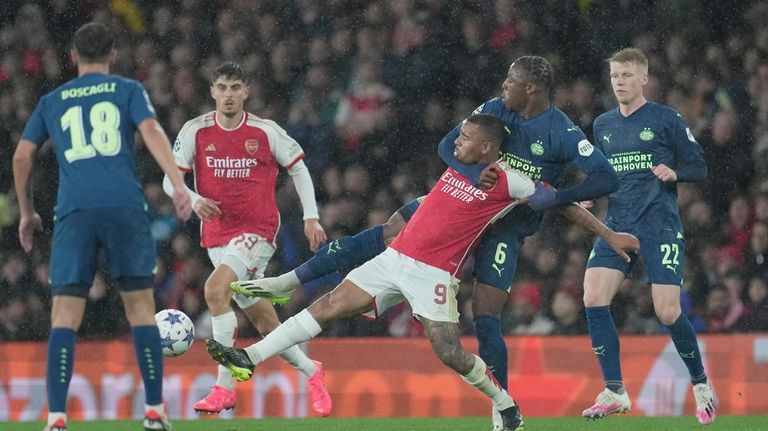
[61,101,122,163]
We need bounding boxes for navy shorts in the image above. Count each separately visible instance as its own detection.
[587,226,685,286]
[472,221,526,292]
[50,207,156,296]
[396,195,426,223]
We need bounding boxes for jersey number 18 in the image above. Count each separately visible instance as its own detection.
[61,101,122,163]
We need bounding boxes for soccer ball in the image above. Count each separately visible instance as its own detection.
[155,309,195,357]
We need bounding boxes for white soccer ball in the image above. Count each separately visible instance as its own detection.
[155,308,195,357]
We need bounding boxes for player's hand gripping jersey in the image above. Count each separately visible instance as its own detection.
[390,163,535,275]
[173,112,305,247]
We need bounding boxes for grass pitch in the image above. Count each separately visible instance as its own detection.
[2,416,766,431]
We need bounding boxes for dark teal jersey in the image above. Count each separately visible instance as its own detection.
[593,101,707,233]
[479,97,602,184]
[439,97,617,235]
[20,72,156,218]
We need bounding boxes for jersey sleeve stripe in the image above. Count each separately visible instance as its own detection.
[284,153,306,170]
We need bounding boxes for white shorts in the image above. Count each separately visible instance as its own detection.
[207,233,276,309]
[346,248,459,323]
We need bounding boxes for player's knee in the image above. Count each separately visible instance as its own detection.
[204,279,231,309]
[654,303,681,325]
[582,286,605,307]
[307,294,340,325]
[471,283,507,316]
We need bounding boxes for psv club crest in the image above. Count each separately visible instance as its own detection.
[245,139,259,154]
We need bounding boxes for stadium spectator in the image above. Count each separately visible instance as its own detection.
[550,285,587,336]
[504,282,555,335]
[747,221,768,280]
[704,285,741,333]
[623,285,662,335]
[334,56,394,152]
[700,111,754,214]
[735,275,768,331]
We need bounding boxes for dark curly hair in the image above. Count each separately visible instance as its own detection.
[509,55,554,91]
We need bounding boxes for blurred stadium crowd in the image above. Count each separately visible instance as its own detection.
[1,0,767,341]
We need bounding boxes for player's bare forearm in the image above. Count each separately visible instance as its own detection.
[12,140,37,216]
[139,118,185,188]
[140,119,192,220]
[559,203,609,237]
[13,140,43,252]
[560,203,639,262]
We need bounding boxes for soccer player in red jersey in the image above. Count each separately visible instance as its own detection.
[209,114,533,431]
[162,62,331,416]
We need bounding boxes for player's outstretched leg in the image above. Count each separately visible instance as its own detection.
[693,382,716,425]
[582,388,631,419]
[232,224,387,300]
[206,338,256,382]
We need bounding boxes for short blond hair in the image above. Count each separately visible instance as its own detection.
[607,48,648,71]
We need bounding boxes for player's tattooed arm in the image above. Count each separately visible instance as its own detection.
[559,203,639,262]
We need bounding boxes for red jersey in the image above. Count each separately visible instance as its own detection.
[390,164,534,275]
[173,111,304,247]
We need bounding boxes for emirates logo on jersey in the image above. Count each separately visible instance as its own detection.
[439,171,488,202]
[245,139,259,155]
